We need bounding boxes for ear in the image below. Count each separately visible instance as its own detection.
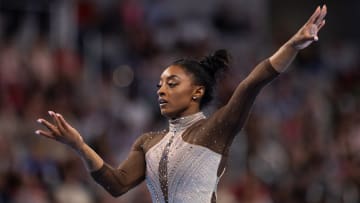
[192,86,205,101]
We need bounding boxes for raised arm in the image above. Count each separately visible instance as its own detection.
[204,5,327,144]
[36,111,146,196]
[270,5,327,72]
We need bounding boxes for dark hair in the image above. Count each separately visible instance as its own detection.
[172,49,230,108]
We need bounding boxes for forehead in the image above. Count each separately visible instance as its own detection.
[160,65,191,80]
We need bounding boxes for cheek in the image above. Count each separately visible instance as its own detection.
[169,89,192,105]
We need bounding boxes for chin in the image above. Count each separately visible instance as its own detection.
[160,108,180,119]
[160,110,173,119]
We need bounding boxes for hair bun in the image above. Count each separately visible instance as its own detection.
[199,49,230,79]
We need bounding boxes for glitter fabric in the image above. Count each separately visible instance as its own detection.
[90,60,279,202]
[145,112,222,203]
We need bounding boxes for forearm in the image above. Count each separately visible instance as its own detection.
[210,59,278,135]
[90,135,146,197]
[269,41,299,73]
[75,142,104,172]
[270,4,327,72]
[91,163,143,197]
[36,111,144,196]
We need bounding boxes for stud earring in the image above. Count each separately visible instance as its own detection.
[192,96,197,100]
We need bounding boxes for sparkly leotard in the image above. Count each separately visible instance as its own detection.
[146,112,223,203]
[91,59,279,203]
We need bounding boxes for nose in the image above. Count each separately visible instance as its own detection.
[157,85,165,97]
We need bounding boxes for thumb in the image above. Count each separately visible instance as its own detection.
[302,34,318,42]
[309,24,319,41]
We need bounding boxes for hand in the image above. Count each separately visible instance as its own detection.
[36,111,84,151]
[290,5,327,50]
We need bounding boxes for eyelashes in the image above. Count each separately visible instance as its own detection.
[156,83,177,89]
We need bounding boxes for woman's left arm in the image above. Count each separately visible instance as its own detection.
[205,5,327,140]
[270,5,326,72]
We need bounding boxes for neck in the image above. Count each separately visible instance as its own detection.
[169,106,201,120]
[168,112,206,132]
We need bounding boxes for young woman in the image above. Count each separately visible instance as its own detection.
[36,5,327,203]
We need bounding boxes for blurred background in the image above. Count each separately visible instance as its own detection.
[0,0,359,202]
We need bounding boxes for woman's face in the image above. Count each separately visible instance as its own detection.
[157,65,202,119]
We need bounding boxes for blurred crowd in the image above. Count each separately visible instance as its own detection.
[0,0,359,203]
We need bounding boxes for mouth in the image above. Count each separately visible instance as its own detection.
[158,98,168,107]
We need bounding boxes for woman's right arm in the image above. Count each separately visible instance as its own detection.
[36,111,146,197]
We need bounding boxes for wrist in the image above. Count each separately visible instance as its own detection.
[73,141,87,155]
[284,40,301,52]
[269,41,299,73]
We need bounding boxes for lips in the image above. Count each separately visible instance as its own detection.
[158,98,168,107]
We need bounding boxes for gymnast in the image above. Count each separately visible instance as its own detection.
[36,5,327,203]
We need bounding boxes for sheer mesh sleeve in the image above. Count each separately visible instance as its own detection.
[91,135,147,197]
[220,59,279,132]
[194,59,279,154]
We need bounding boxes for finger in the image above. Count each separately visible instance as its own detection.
[322,4,327,16]
[321,5,327,18]
[48,111,59,126]
[37,118,59,134]
[56,113,71,131]
[318,20,326,31]
[35,129,56,139]
[315,5,327,25]
[306,6,321,25]
[48,111,65,133]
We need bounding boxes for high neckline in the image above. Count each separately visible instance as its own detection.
[169,112,206,132]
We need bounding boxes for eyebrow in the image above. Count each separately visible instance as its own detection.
[167,75,180,80]
[160,75,181,81]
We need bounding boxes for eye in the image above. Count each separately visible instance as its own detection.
[156,83,161,89]
[168,83,177,88]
